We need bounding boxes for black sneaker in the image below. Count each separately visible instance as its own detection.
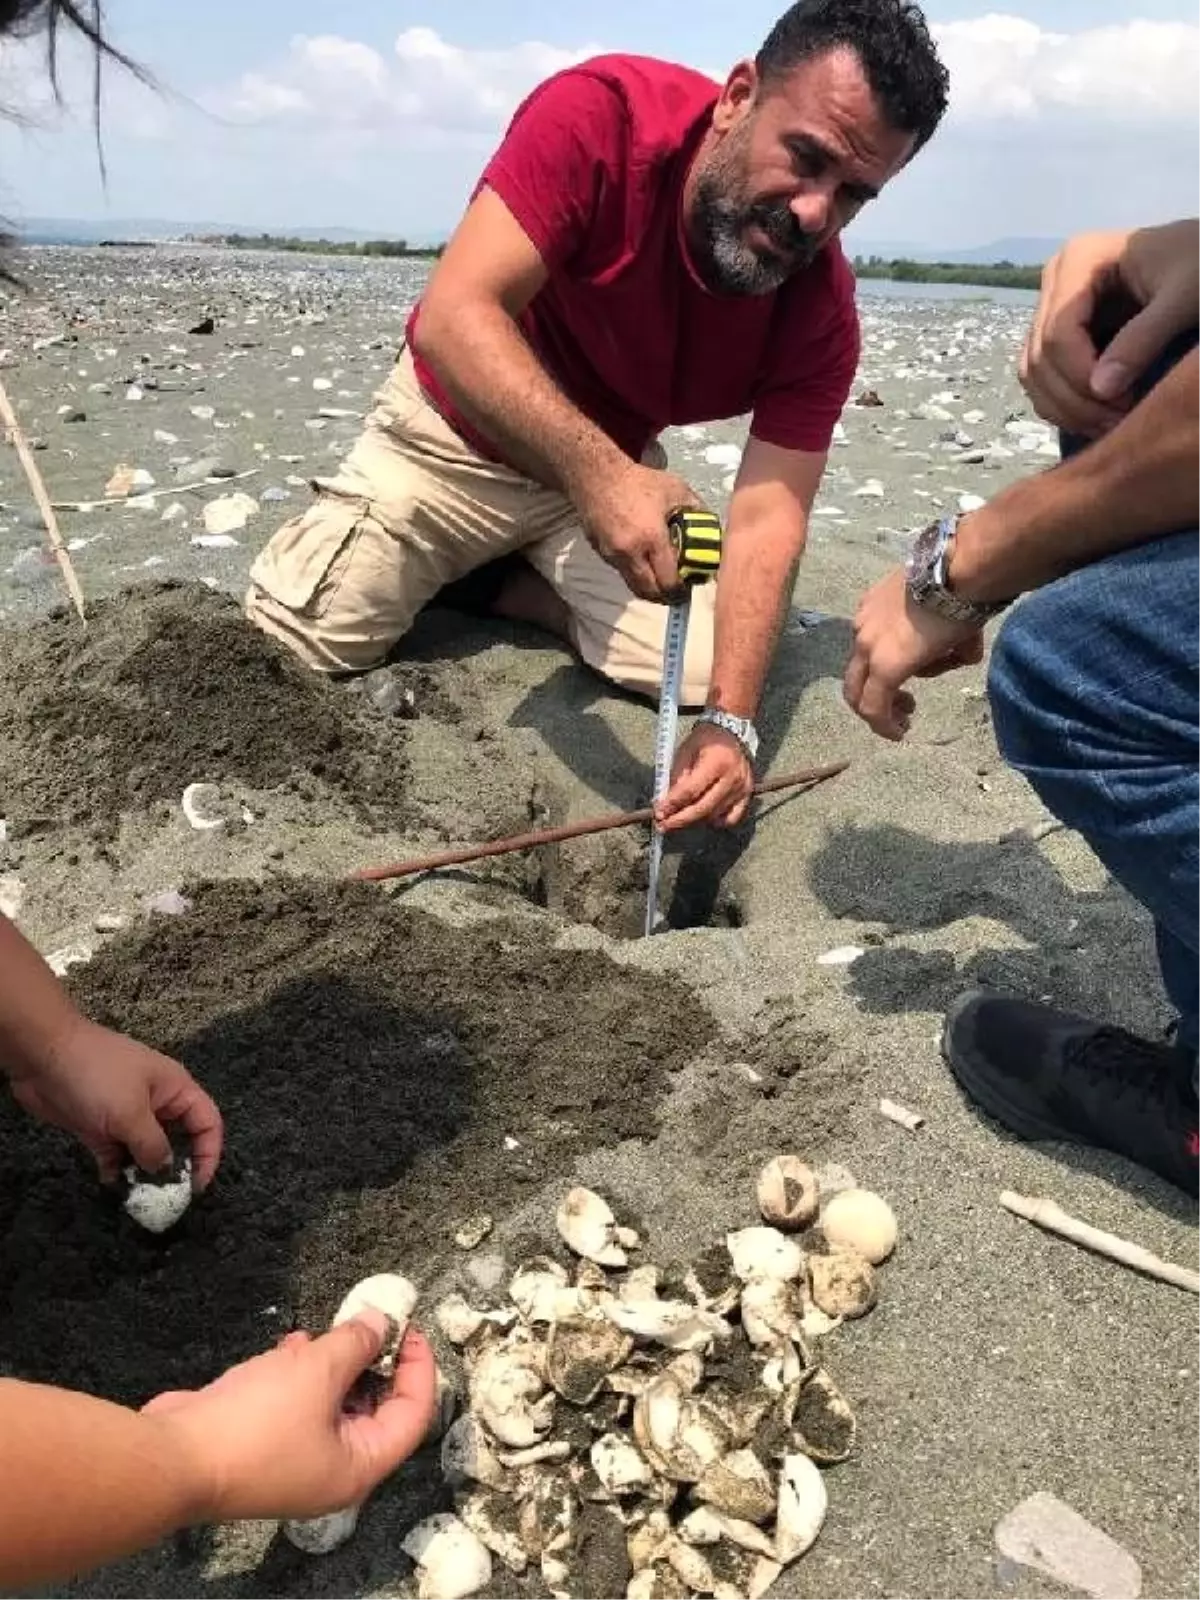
[943,988,1199,1193]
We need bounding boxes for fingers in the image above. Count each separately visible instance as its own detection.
[341,1328,439,1478]
[120,1107,174,1181]
[1092,296,1179,402]
[658,748,746,833]
[316,1309,392,1401]
[176,1086,224,1192]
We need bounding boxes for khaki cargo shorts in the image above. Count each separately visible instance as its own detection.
[244,347,714,706]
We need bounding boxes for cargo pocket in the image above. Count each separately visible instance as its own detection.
[248,492,370,619]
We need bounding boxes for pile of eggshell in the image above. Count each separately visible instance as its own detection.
[283,1157,898,1600]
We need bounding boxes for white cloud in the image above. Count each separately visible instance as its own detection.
[212,27,605,143]
[933,15,1198,124]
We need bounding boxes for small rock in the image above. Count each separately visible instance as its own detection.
[703,442,742,470]
[189,316,215,335]
[202,492,258,536]
[189,404,215,421]
[153,428,179,445]
[290,344,306,357]
[259,485,290,503]
[853,478,885,499]
[123,1156,192,1234]
[958,493,986,514]
[454,1214,494,1250]
[125,384,143,401]
[962,408,985,425]
[161,502,187,523]
[311,377,333,391]
[853,387,884,407]
[60,407,86,423]
[94,912,127,933]
[914,402,953,422]
[994,1492,1141,1599]
[191,532,239,549]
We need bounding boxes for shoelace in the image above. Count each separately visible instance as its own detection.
[1061,1027,1191,1123]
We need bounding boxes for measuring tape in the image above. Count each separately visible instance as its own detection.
[645,507,723,937]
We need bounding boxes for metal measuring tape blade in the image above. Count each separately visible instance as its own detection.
[644,507,723,937]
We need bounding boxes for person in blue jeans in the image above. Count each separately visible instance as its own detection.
[844,218,1198,1192]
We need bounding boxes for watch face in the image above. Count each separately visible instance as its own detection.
[905,520,943,583]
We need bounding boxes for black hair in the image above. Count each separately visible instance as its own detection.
[756,0,948,153]
[1,3,149,280]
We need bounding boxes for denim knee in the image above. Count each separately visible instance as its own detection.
[987,595,1053,774]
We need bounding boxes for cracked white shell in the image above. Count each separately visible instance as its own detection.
[402,1512,493,1600]
[775,1453,828,1563]
[756,1155,820,1231]
[556,1187,629,1266]
[283,1505,360,1554]
[726,1226,804,1283]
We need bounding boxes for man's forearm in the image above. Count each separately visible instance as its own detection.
[0,915,81,1081]
[707,518,806,718]
[950,348,1198,603]
[413,301,629,497]
[0,1380,203,1586]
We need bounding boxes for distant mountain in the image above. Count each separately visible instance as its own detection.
[14,216,416,246]
[847,235,1061,266]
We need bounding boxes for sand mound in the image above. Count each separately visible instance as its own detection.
[0,582,412,834]
[0,877,714,1406]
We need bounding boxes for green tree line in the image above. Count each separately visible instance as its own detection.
[852,255,1043,290]
[193,233,446,258]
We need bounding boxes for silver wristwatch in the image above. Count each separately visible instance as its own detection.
[697,707,759,762]
[905,514,1008,624]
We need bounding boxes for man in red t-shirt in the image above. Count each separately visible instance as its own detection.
[246,0,948,829]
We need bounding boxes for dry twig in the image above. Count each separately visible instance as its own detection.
[0,375,86,622]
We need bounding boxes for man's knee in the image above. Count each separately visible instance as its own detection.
[244,495,411,675]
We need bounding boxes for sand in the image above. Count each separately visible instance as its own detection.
[0,247,1195,1600]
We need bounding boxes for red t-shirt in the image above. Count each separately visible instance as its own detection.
[407,53,859,465]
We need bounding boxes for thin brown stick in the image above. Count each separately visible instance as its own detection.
[350,760,849,884]
[1001,1190,1199,1294]
[0,375,87,623]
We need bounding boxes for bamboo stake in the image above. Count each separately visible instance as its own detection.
[351,760,849,884]
[0,374,86,622]
[1000,1189,1199,1294]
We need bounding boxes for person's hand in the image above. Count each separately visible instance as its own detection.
[8,1017,223,1190]
[844,569,984,741]
[1020,220,1199,436]
[572,460,704,602]
[143,1314,438,1524]
[656,723,754,832]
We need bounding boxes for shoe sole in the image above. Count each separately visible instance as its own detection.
[941,990,1078,1148]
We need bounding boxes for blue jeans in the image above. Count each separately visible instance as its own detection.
[988,340,1199,1055]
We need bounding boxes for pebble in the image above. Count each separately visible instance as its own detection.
[191,532,239,549]
[60,407,86,423]
[94,912,127,933]
[957,493,987,513]
[259,486,290,503]
[994,1492,1141,1599]
[466,1253,508,1294]
[153,428,179,445]
[189,404,215,421]
[161,502,187,523]
[853,479,885,499]
[702,443,742,470]
[454,1214,494,1250]
[311,377,333,391]
[202,492,258,535]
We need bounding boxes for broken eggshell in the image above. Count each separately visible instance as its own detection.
[556,1186,629,1267]
[632,1374,732,1483]
[547,1313,633,1404]
[693,1446,776,1525]
[592,1431,654,1495]
[455,1487,529,1576]
[820,1187,898,1265]
[726,1226,804,1283]
[441,1412,506,1489]
[332,1272,418,1378]
[604,1296,730,1354]
[510,1257,570,1323]
[739,1276,803,1348]
[775,1452,828,1562]
[791,1367,857,1465]
[470,1344,554,1449]
[122,1155,192,1234]
[756,1155,819,1232]
[402,1512,493,1600]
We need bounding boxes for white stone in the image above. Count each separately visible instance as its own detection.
[853,478,885,499]
[191,533,239,549]
[702,442,742,470]
[817,945,864,966]
[995,1492,1141,1599]
[957,493,987,514]
[47,942,93,977]
[123,1157,192,1234]
[0,873,24,920]
[202,492,259,536]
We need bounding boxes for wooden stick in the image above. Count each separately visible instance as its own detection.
[351,760,849,884]
[1000,1190,1199,1294]
[0,374,86,622]
[52,465,261,512]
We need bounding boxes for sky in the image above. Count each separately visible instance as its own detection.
[0,0,1196,250]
